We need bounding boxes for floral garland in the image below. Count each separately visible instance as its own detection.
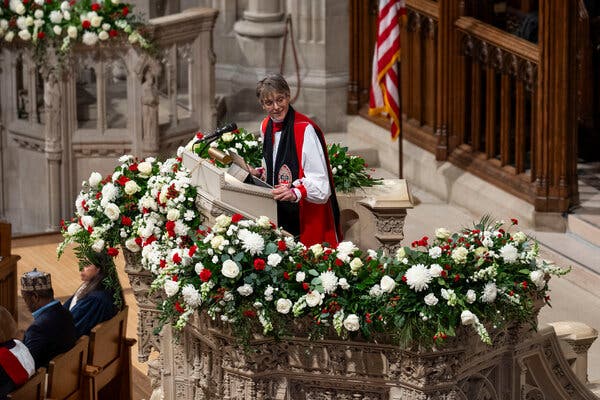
[190,128,382,192]
[0,0,151,56]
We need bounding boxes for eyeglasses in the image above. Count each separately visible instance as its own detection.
[261,95,288,108]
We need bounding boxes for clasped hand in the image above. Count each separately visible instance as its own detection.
[272,182,297,202]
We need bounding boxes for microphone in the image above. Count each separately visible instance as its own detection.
[198,123,238,143]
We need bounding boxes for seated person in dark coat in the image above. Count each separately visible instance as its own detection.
[63,249,122,338]
[0,306,35,400]
[21,269,77,370]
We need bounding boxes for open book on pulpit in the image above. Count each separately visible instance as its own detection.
[227,152,272,189]
[181,149,277,223]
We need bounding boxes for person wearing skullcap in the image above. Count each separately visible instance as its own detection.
[21,269,77,369]
[0,306,35,399]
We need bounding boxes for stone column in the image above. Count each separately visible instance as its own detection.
[44,71,63,232]
[140,61,161,157]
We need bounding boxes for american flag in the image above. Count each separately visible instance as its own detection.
[368,0,406,140]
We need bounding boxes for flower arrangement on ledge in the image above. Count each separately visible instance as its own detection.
[0,0,151,55]
[191,127,382,193]
[58,149,569,348]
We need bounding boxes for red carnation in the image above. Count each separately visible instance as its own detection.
[174,302,184,314]
[109,29,118,37]
[144,235,157,246]
[82,20,91,29]
[283,271,290,280]
[37,31,45,40]
[172,253,182,264]
[401,275,407,282]
[134,237,143,246]
[199,268,212,282]
[107,247,119,257]
[22,0,28,3]
[253,258,265,271]
[277,240,287,251]
[128,163,138,172]
[231,213,244,223]
[334,258,343,267]
[195,131,204,140]
[95,192,101,200]
[511,218,519,225]
[122,6,129,16]
[116,175,130,186]
[454,274,460,282]
[188,245,197,257]
[121,215,132,226]
[302,282,310,291]
[91,3,100,11]
[165,220,175,232]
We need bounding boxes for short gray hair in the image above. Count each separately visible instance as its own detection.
[256,74,290,101]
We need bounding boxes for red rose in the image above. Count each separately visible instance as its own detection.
[107,247,119,257]
[135,237,142,246]
[243,310,256,318]
[195,131,204,140]
[46,0,52,3]
[511,218,518,225]
[171,275,178,282]
[302,282,309,291]
[122,6,129,16]
[165,220,175,232]
[401,275,407,282]
[128,163,138,172]
[95,192,101,200]
[188,245,197,257]
[231,213,244,223]
[172,253,182,264]
[253,258,265,271]
[121,215,132,226]
[199,268,212,282]
[283,272,290,280]
[109,29,118,37]
[22,0,28,3]
[144,235,157,246]
[91,3,100,11]
[37,31,45,39]
[82,20,91,29]
[334,258,343,267]
[277,240,287,251]
[454,274,460,282]
[174,302,184,314]
[116,175,130,186]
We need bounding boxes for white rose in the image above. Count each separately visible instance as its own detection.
[513,231,527,244]
[63,10,71,21]
[466,289,477,303]
[25,16,33,26]
[67,223,81,235]
[0,20,8,30]
[15,4,25,15]
[221,132,234,142]
[194,262,204,275]
[215,214,232,227]
[91,239,105,252]
[451,246,469,264]
[34,0,44,5]
[460,310,476,326]
[424,293,439,306]
[395,247,406,261]
[267,253,282,267]
[18,29,31,41]
[124,180,140,195]
[309,243,323,257]
[429,264,443,278]
[80,215,94,229]
[256,215,270,228]
[305,291,323,307]
[295,271,306,282]
[102,23,111,31]
[34,9,44,19]
[103,203,120,221]
[98,30,109,41]
[4,31,14,42]
[435,227,451,240]
[60,1,70,11]
[380,275,396,293]
[164,280,180,297]
[276,298,292,314]
[221,259,239,278]
[125,238,141,253]
[67,25,77,39]
[343,314,360,332]
[111,0,120,4]
[349,257,363,274]
[53,25,63,35]
[530,270,546,290]
[237,284,253,296]
[138,161,152,175]
[166,209,180,221]
[91,16,103,28]
[210,235,225,250]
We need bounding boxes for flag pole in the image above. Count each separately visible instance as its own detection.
[397,60,403,179]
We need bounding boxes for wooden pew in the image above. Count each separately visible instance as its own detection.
[0,222,20,323]
[6,367,46,400]
[46,336,89,400]
[83,306,135,400]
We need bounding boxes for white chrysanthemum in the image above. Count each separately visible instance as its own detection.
[404,264,432,292]
[82,31,98,46]
[424,293,438,306]
[182,284,201,307]
[238,228,265,255]
[336,241,358,262]
[267,253,282,267]
[49,10,63,23]
[164,280,179,297]
[101,182,118,205]
[428,246,442,259]
[499,244,519,263]
[319,270,338,294]
[481,282,497,303]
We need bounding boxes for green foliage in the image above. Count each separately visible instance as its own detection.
[328,143,383,192]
